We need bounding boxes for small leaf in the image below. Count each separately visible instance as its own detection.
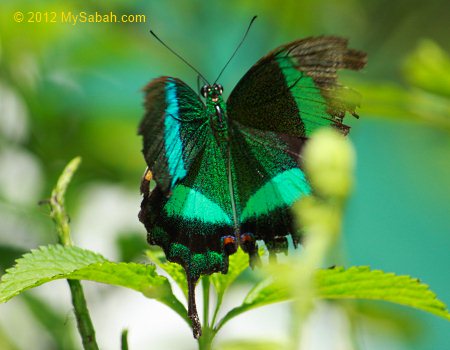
[146,248,188,299]
[210,248,250,298]
[0,245,188,323]
[216,266,450,330]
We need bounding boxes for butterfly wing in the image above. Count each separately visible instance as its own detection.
[140,84,234,276]
[226,36,366,261]
[140,132,235,278]
[229,122,311,262]
[139,76,207,193]
[139,79,236,336]
[140,133,235,338]
[227,36,367,136]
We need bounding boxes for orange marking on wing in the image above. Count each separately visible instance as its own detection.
[144,169,153,181]
[241,234,253,243]
[223,236,235,245]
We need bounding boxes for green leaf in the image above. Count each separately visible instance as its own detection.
[216,266,450,330]
[0,245,188,323]
[0,245,106,302]
[316,266,450,320]
[146,248,188,300]
[210,248,250,298]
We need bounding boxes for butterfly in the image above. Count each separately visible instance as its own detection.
[138,30,366,338]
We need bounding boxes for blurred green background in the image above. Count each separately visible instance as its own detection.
[0,0,449,349]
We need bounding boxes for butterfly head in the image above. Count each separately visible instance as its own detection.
[200,83,223,103]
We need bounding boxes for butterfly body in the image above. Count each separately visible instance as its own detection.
[139,36,366,338]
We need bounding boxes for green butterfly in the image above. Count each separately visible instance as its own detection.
[139,35,366,337]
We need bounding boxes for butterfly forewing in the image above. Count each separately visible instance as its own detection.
[139,77,208,193]
[227,36,367,136]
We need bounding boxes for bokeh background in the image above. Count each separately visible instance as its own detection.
[0,0,449,349]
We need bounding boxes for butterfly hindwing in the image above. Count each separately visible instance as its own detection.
[154,133,234,279]
[139,119,235,337]
[229,122,311,261]
[227,36,367,136]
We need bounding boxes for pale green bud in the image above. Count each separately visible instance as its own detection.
[303,128,355,199]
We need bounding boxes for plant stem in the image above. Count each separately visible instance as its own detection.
[197,277,216,350]
[198,326,214,350]
[49,157,99,350]
[121,329,129,350]
[68,280,99,350]
[202,277,210,328]
[210,292,223,327]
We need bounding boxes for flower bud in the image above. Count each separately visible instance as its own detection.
[302,128,355,199]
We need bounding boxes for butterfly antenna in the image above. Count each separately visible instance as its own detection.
[214,15,257,84]
[150,29,210,85]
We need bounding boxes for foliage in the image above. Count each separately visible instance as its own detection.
[0,245,187,322]
[1,130,449,349]
[216,265,450,329]
[1,243,448,348]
